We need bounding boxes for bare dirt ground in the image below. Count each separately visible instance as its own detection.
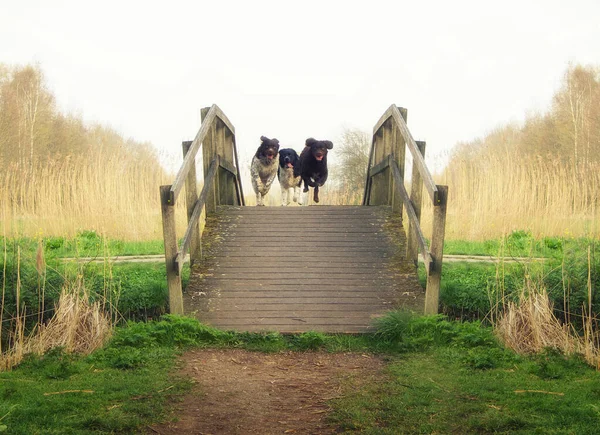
[145,349,387,435]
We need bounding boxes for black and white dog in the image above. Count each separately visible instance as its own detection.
[250,136,280,206]
[294,137,333,204]
[277,148,301,206]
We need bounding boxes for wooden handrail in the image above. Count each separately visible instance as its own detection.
[373,105,439,204]
[169,105,236,205]
[174,155,219,272]
[390,158,433,273]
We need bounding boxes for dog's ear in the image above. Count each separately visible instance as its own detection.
[324,140,333,150]
[260,135,269,143]
[305,138,317,147]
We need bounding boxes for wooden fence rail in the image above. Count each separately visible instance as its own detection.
[363,104,448,314]
[160,105,244,314]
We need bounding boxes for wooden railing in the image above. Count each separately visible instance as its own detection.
[160,104,244,314]
[363,104,448,314]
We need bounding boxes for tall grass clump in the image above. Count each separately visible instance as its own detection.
[493,244,600,369]
[1,275,114,371]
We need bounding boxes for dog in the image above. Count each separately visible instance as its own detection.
[250,136,280,206]
[277,148,301,206]
[294,137,333,204]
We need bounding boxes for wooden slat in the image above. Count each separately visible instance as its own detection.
[175,156,218,271]
[390,159,433,273]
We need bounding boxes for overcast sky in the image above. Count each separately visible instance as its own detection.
[2,0,599,172]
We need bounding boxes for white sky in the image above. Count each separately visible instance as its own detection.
[2,0,599,173]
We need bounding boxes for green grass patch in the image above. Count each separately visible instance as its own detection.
[443,229,568,258]
[4,313,599,434]
[328,313,600,434]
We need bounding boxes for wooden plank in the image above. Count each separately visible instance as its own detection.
[198,317,380,326]
[214,239,392,246]
[215,249,394,257]
[200,280,402,288]
[211,324,374,333]
[200,304,390,312]
[208,264,392,272]
[193,284,403,292]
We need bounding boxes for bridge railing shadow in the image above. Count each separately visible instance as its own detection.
[363,104,448,314]
[160,104,244,314]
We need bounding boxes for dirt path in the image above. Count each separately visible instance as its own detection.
[145,349,387,434]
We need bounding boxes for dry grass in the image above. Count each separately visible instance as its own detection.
[422,152,600,240]
[0,154,186,240]
[494,274,600,369]
[0,277,114,371]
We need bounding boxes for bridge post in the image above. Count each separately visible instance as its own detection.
[160,185,184,315]
[407,140,426,268]
[424,185,448,315]
[201,107,218,214]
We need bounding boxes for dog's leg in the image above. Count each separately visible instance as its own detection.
[281,188,288,206]
[298,189,307,206]
[313,185,319,203]
[257,192,264,206]
[292,185,300,203]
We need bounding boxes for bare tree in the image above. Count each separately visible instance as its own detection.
[330,129,370,204]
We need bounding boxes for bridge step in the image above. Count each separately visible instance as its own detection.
[184,205,424,333]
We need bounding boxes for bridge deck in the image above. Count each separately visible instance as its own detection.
[184,206,424,333]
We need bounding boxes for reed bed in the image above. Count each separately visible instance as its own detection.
[421,153,600,240]
[1,154,188,240]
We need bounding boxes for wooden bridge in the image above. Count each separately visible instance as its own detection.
[160,105,448,333]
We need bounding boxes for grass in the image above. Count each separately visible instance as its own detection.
[1,232,598,432]
[330,348,600,434]
[2,314,600,434]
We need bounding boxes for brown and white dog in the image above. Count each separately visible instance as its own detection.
[250,136,280,206]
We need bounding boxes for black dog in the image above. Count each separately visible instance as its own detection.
[294,138,333,204]
[277,148,301,206]
[250,136,280,206]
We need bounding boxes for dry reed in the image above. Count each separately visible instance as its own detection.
[1,154,186,240]
[0,277,114,371]
[424,152,600,240]
[494,273,600,369]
